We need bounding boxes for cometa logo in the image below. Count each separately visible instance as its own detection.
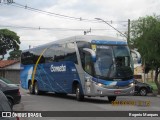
[50,64,66,72]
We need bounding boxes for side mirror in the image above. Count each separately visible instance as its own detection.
[131,50,141,64]
[83,48,96,62]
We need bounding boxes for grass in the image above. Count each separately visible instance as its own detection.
[146,81,158,91]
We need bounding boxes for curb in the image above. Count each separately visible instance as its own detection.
[157,95,160,98]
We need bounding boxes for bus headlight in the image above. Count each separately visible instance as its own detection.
[97,83,103,87]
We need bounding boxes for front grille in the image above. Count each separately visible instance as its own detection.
[104,85,130,89]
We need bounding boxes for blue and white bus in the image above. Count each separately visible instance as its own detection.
[20,35,135,102]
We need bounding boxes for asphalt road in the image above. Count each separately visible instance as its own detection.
[13,87,160,120]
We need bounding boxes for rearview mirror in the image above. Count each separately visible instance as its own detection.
[131,50,141,64]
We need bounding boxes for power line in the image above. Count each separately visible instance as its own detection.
[0,24,127,31]
[11,2,98,23]
[5,2,128,23]
[1,2,128,36]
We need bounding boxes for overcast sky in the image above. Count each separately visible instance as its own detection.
[0,0,160,54]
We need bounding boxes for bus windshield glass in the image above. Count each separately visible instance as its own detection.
[94,45,133,80]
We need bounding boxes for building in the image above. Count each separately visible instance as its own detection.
[0,60,20,84]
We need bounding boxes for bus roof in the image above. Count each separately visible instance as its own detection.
[23,35,127,52]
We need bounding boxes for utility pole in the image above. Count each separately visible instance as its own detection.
[142,19,146,83]
[127,19,130,45]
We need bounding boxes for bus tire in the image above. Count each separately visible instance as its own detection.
[76,84,84,101]
[29,82,34,94]
[108,96,116,102]
[34,82,40,95]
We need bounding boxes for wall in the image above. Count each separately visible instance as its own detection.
[0,62,20,84]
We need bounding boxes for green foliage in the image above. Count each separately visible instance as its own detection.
[0,29,20,60]
[130,16,160,69]
[130,15,160,94]
[8,50,22,60]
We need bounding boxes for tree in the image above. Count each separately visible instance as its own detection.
[130,15,160,94]
[8,50,22,60]
[0,29,20,60]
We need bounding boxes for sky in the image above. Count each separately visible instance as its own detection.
[0,0,160,57]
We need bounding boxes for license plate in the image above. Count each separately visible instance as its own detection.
[114,91,121,94]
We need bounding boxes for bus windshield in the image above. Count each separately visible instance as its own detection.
[94,45,133,80]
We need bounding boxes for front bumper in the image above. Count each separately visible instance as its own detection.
[84,81,135,96]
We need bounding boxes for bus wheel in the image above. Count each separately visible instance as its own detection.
[34,82,40,95]
[108,96,116,102]
[76,84,84,101]
[29,82,34,94]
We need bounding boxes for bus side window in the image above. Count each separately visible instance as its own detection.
[21,51,35,65]
[64,43,78,64]
[77,41,91,66]
[43,49,53,63]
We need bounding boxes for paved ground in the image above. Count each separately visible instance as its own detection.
[13,87,160,120]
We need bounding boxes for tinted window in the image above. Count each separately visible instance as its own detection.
[21,48,45,65]
[77,41,91,66]
[44,49,55,63]
[44,43,78,64]
[64,43,78,64]
[21,51,34,65]
[52,44,65,62]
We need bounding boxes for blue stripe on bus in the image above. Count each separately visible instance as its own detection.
[92,77,134,86]
[91,40,127,45]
